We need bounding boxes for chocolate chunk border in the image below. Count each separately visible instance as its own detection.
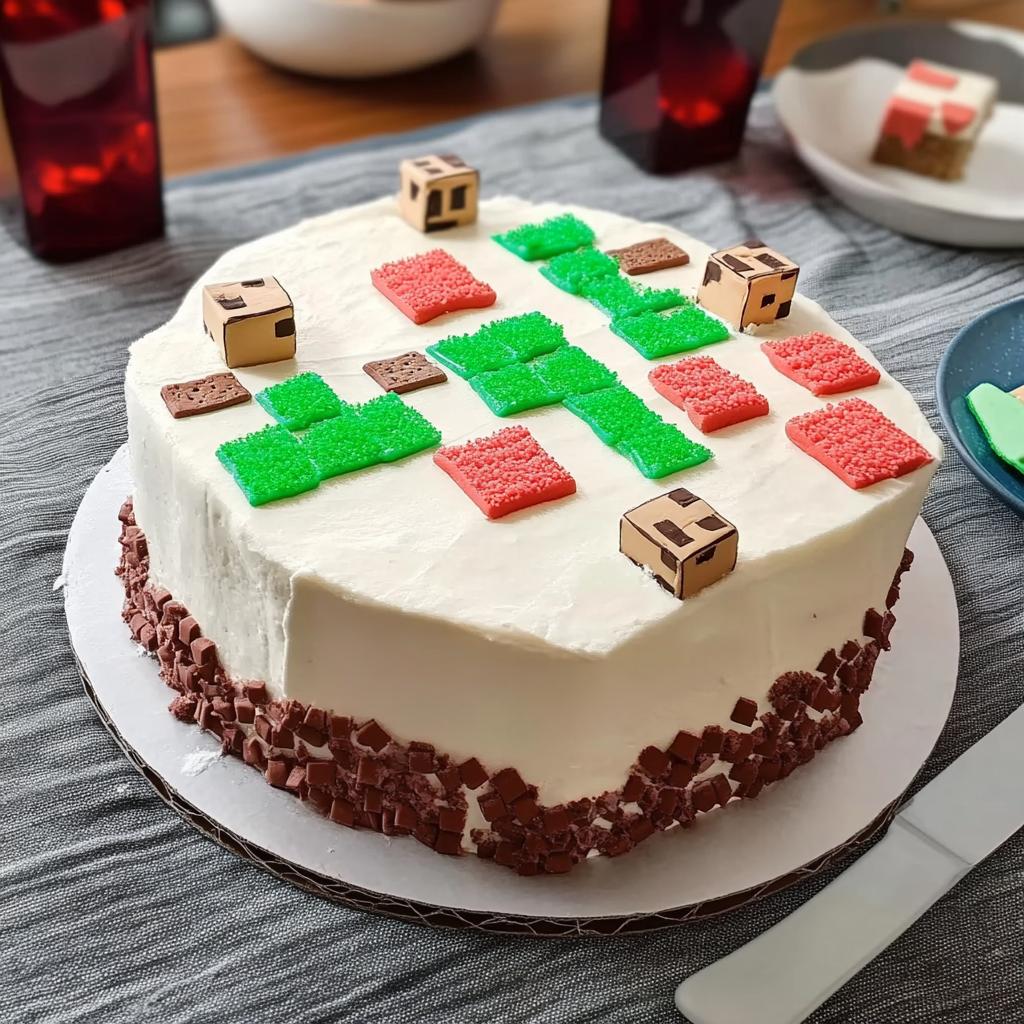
[116,497,911,882]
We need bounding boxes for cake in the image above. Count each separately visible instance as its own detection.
[872,59,997,181]
[118,193,941,877]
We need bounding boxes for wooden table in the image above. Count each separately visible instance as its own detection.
[153,0,1024,178]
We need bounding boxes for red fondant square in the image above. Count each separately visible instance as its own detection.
[761,332,881,396]
[786,397,934,490]
[434,425,576,519]
[371,249,496,325]
[648,356,769,433]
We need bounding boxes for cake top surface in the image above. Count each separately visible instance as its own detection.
[885,58,998,143]
[127,197,941,655]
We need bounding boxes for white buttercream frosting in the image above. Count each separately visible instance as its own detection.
[125,196,941,807]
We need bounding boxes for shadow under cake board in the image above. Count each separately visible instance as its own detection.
[63,446,959,935]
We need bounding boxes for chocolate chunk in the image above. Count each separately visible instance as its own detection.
[458,757,488,790]
[265,760,290,788]
[330,798,355,826]
[307,786,333,815]
[692,780,717,813]
[699,725,724,755]
[168,694,197,722]
[329,714,351,740]
[863,608,884,642]
[437,766,462,792]
[355,720,390,752]
[363,351,448,395]
[161,372,252,419]
[270,725,294,750]
[295,723,328,747]
[362,787,383,814]
[490,767,528,804]
[356,758,382,787]
[178,616,200,646]
[711,774,733,806]
[242,736,266,769]
[668,762,693,788]
[438,807,467,833]
[245,681,268,705]
[817,649,840,675]
[729,759,759,786]
[409,749,435,774]
[638,745,670,779]
[840,639,861,661]
[478,793,506,822]
[285,766,306,791]
[657,788,680,816]
[668,730,701,763]
[730,697,758,727]
[542,807,570,835]
[190,637,216,667]
[511,795,540,825]
[544,852,573,874]
[305,760,335,788]
[721,732,754,763]
[434,831,461,856]
[606,237,689,275]
[758,759,781,784]
[621,774,644,803]
[630,818,655,844]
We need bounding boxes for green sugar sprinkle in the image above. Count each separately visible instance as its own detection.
[966,382,1024,472]
[616,420,713,479]
[540,247,619,294]
[532,345,618,400]
[300,406,384,479]
[256,372,347,431]
[578,275,686,319]
[217,424,321,506]
[610,307,731,360]
[357,392,442,462]
[492,213,596,261]
[428,312,566,378]
[563,385,660,445]
[470,362,563,417]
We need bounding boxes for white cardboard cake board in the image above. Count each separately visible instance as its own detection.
[63,446,959,934]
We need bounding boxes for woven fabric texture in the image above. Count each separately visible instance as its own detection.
[2,96,1023,1024]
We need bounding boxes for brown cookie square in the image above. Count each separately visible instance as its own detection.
[363,351,447,394]
[161,372,251,419]
[606,238,690,275]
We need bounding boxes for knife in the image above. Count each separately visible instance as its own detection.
[675,702,1024,1024]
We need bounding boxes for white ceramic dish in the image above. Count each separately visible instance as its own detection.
[773,20,1024,247]
[62,446,958,932]
[210,0,502,79]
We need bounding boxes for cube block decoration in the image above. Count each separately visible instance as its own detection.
[398,154,479,233]
[202,276,296,369]
[620,488,738,600]
[696,241,799,331]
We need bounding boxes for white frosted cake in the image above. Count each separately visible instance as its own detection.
[118,195,941,876]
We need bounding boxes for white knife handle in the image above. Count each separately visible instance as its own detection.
[674,819,970,1024]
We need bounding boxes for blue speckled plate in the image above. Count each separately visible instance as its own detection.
[937,296,1024,515]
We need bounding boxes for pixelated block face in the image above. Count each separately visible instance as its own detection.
[399,156,479,233]
[743,268,798,327]
[696,256,749,330]
[620,489,738,600]
[202,277,295,368]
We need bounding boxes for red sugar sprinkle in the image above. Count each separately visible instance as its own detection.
[434,425,576,519]
[371,249,497,325]
[907,59,958,90]
[761,332,881,396]
[881,96,931,149]
[648,355,769,433]
[786,397,933,489]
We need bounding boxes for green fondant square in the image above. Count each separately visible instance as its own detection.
[579,275,687,319]
[470,362,564,417]
[610,307,731,359]
[492,213,596,261]
[616,420,713,479]
[532,345,618,400]
[255,372,347,431]
[562,385,660,445]
[487,312,567,361]
[540,247,619,294]
[426,332,517,380]
[217,424,321,506]
[357,392,442,462]
[300,407,384,479]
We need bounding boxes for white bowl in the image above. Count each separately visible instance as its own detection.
[772,20,1024,248]
[210,0,503,79]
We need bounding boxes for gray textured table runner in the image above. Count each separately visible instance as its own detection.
[2,96,1023,1024]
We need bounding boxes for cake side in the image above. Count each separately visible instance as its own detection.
[124,196,941,811]
[116,499,913,875]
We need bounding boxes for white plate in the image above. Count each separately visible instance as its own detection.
[62,446,959,933]
[773,20,1024,247]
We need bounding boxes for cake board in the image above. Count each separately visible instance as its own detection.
[63,446,960,936]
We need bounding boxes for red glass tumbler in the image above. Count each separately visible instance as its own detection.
[0,0,164,261]
[600,0,783,174]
